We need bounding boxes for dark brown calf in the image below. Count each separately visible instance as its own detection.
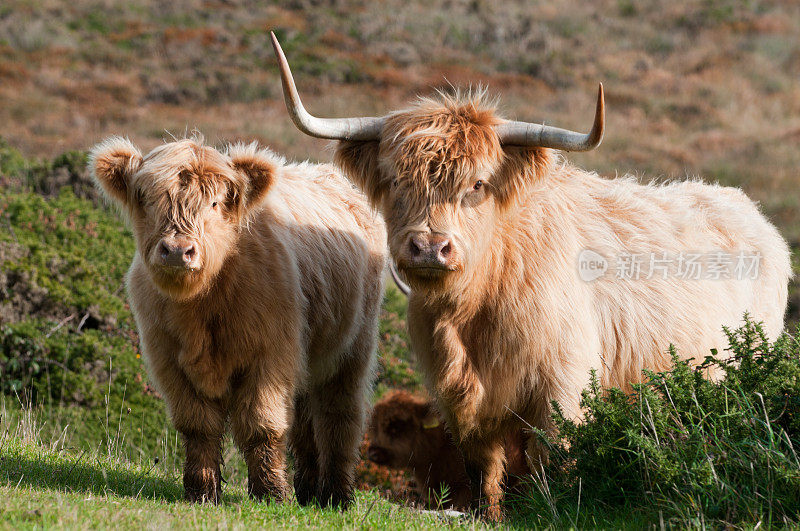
[366,390,529,510]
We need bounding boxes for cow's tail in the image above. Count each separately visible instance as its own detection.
[389,261,410,296]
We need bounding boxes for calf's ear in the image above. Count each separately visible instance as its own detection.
[417,403,441,430]
[227,142,277,211]
[89,136,143,206]
[334,140,389,206]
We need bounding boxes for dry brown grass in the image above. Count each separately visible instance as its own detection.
[1,0,797,319]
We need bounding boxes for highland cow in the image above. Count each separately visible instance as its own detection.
[366,390,528,511]
[271,34,792,520]
[90,137,386,508]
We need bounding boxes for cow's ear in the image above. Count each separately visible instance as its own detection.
[89,137,143,206]
[493,146,554,210]
[228,142,277,211]
[334,140,389,206]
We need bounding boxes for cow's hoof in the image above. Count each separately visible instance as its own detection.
[480,503,504,523]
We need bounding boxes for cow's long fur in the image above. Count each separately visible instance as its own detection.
[334,92,792,519]
[90,137,386,507]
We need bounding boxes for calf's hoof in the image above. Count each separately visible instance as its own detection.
[184,480,221,505]
[249,479,290,503]
[317,485,353,510]
[294,474,317,506]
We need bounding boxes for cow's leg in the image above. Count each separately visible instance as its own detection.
[309,342,373,509]
[522,399,556,471]
[230,366,292,503]
[460,434,507,522]
[289,391,319,505]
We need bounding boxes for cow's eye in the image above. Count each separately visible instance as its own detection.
[212,201,218,209]
[473,180,483,191]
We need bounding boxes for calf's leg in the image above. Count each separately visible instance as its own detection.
[172,387,226,504]
[289,391,319,505]
[137,326,227,503]
[240,429,289,502]
[310,343,373,509]
[182,427,225,504]
[230,367,293,503]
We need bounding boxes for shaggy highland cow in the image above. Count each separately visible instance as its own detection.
[366,390,528,511]
[272,34,792,520]
[90,137,386,508]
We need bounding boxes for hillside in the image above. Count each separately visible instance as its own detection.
[1,0,798,316]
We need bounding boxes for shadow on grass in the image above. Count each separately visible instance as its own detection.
[0,448,253,505]
[0,451,190,502]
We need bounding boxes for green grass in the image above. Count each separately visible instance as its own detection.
[0,427,475,529]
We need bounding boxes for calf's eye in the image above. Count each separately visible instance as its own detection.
[473,180,483,191]
[212,201,218,208]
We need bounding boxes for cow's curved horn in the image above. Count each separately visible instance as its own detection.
[389,261,410,296]
[270,32,385,141]
[494,84,605,151]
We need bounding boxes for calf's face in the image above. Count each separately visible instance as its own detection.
[366,391,441,469]
[90,138,275,300]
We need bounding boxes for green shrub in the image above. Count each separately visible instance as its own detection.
[0,320,130,407]
[0,138,29,177]
[518,319,800,526]
[0,188,135,321]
